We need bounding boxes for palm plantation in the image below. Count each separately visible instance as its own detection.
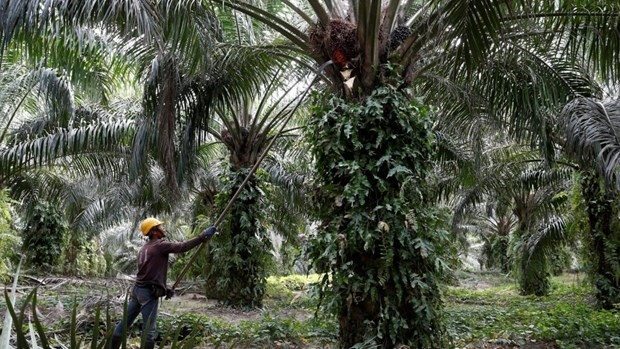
[447,144,575,296]
[0,0,310,308]
[0,29,141,273]
[1,0,620,348]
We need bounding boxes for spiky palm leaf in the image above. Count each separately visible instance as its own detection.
[136,43,295,197]
[0,65,75,142]
[444,144,544,232]
[0,119,134,176]
[562,97,620,186]
[527,215,570,258]
[224,1,620,81]
[429,41,601,158]
[0,0,219,71]
[261,145,313,239]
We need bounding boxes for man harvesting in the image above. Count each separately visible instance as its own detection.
[109,217,216,349]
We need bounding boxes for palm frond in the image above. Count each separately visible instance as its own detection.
[518,166,574,192]
[8,26,130,103]
[526,215,569,258]
[445,142,569,237]
[0,0,162,55]
[429,0,507,75]
[507,1,620,83]
[263,154,310,214]
[0,67,75,144]
[562,97,620,186]
[0,120,134,176]
[161,1,219,75]
[221,0,309,50]
[70,195,134,235]
[432,39,601,161]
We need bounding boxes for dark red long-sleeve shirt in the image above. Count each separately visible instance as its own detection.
[135,236,205,290]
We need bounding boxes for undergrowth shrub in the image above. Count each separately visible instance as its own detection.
[7,269,618,349]
[265,274,322,309]
[0,189,20,281]
[21,201,67,272]
[276,274,312,291]
[446,275,620,348]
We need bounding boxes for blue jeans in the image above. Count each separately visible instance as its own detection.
[113,285,159,341]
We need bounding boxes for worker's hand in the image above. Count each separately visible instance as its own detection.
[165,288,174,300]
[199,226,217,239]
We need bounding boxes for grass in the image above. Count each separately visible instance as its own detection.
[446,271,620,348]
[3,271,620,348]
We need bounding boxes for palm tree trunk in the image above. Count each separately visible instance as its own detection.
[205,168,271,308]
[513,195,551,296]
[517,238,549,296]
[582,171,620,309]
[307,79,447,348]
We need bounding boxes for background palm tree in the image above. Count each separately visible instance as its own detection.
[191,74,308,307]
[479,203,516,273]
[0,32,139,271]
[561,97,620,308]
[445,141,575,295]
[509,166,573,296]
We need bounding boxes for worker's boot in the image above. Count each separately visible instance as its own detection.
[143,341,155,349]
[109,336,122,349]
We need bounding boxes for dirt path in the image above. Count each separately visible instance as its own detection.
[158,291,312,324]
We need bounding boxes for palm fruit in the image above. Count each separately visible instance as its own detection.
[325,19,359,68]
[389,25,412,51]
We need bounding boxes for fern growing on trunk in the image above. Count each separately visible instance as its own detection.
[204,167,272,308]
[306,67,450,348]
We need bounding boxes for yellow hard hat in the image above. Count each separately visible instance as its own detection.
[140,217,163,236]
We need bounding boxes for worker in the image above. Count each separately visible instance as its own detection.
[109,217,216,349]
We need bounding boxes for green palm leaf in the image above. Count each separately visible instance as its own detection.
[0,0,162,55]
[0,120,134,175]
[563,97,620,186]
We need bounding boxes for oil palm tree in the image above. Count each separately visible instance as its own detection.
[123,2,310,305]
[445,141,575,295]
[509,168,572,295]
[224,1,619,346]
[189,74,308,307]
[479,204,516,273]
[453,201,516,273]
[0,23,142,270]
[0,0,223,197]
[0,98,144,273]
[561,97,620,308]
